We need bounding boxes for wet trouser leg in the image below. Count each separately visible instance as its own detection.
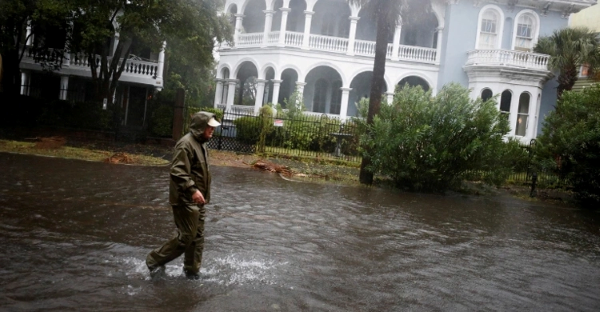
[146,204,205,273]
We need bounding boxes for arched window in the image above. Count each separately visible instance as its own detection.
[513,11,539,51]
[500,90,512,120]
[481,88,493,102]
[477,7,503,49]
[515,92,530,136]
[313,79,329,113]
[330,81,342,114]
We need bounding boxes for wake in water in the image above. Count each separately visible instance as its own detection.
[113,253,288,287]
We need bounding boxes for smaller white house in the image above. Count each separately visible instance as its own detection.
[17,19,166,128]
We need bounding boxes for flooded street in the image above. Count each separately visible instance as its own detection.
[1,152,599,311]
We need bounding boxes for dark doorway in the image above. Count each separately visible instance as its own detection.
[126,86,148,128]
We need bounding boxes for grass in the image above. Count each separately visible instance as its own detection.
[0,139,169,166]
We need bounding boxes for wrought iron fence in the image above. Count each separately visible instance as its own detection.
[207,107,361,163]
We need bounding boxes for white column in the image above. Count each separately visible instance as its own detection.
[295,81,307,95]
[271,79,283,105]
[262,10,275,47]
[340,87,352,119]
[436,27,444,64]
[156,41,166,88]
[226,79,238,109]
[385,91,394,105]
[533,91,542,138]
[214,79,224,107]
[528,89,541,140]
[26,20,33,46]
[234,14,245,47]
[391,24,402,61]
[60,76,69,100]
[254,79,267,113]
[278,8,291,46]
[221,82,229,105]
[301,11,315,50]
[347,16,360,56]
[20,71,30,96]
[63,51,71,67]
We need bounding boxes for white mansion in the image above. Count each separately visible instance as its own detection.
[213,0,597,143]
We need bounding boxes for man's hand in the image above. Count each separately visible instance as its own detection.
[192,190,206,205]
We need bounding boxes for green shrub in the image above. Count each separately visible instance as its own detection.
[308,115,340,152]
[257,105,275,153]
[149,104,173,137]
[361,83,511,191]
[536,86,600,206]
[233,115,260,144]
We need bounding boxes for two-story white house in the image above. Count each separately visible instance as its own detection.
[17,20,166,128]
[212,0,596,143]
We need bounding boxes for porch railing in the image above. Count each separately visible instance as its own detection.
[268,31,280,44]
[465,49,550,70]
[398,45,437,63]
[354,39,376,56]
[285,31,304,48]
[237,33,264,47]
[227,32,439,65]
[309,34,348,53]
[22,46,160,79]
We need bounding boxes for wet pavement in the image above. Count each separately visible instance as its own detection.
[1,152,600,311]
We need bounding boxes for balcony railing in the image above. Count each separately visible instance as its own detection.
[21,46,160,80]
[309,34,348,53]
[285,31,304,47]
[465,49,550,70]
[232,32,438,65]
[237,32,263,47]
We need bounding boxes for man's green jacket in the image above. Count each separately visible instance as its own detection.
[169,112,215,205]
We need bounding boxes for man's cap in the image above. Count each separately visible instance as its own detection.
[207,117,221,127]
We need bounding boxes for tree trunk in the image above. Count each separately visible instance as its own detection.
[557,65,578,99]
[359,6,391,185]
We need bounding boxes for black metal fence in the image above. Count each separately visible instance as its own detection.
[207,110,564,187]
[207,107,361,163]
[20,84,89,103]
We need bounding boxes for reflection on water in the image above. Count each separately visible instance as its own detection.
[1,153,599,311]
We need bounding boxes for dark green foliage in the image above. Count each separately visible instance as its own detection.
[534,27,600,98]
[536,86,600,206]
[233,116,261,145]
[0,94,45,127]
[359,84,511,191]
[148,104,173,137]
[37,100,116,130]
[257,106,275,153]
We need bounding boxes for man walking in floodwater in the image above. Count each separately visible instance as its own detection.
[146,111,220,279]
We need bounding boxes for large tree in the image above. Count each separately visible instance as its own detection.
[69,0,231,104]
[1,0,231,102]
[0,0,71,95]
[349,0,430,185]
[534,27,600,99]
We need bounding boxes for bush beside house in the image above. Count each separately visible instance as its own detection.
[358,84,526,192]
[535,86,600,206]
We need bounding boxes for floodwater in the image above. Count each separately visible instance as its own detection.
[1,152,599,312]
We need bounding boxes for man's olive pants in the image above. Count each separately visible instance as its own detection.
[146,204,205,274]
